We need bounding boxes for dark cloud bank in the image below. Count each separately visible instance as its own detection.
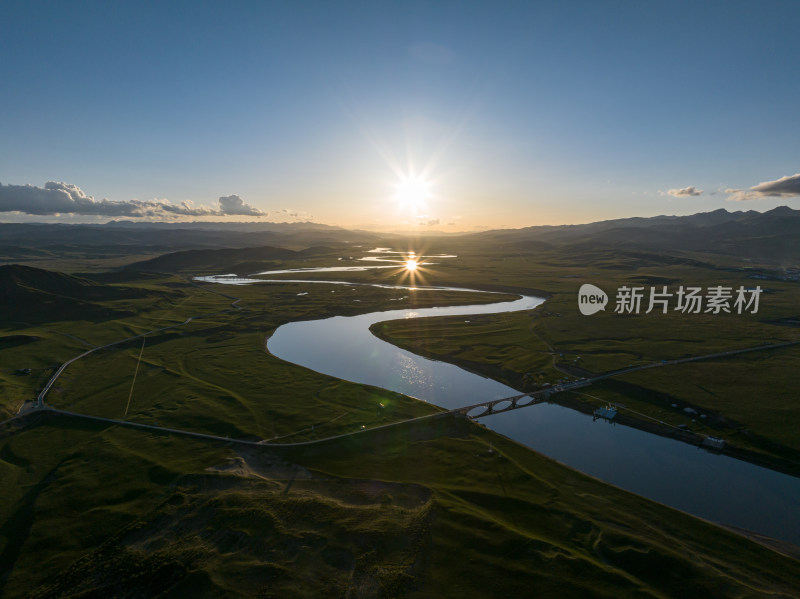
[0,182,265,218]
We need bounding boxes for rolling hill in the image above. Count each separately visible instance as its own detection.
[0,264,144,322]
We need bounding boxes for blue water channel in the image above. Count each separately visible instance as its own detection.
[203,272,800,545]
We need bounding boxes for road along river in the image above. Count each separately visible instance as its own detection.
[201,272,800,546]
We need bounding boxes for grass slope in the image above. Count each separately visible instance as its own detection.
[1,415,797,598]
[2,243,799,597]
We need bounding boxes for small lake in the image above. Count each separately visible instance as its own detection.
[204,272,800,545]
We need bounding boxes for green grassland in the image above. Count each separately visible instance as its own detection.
[2,413,799,597]
[0,248,170,273]
[0,276,235,420]
[371,311,559,390]
[2,272,508,436]
[2,242,800,596]
[363,241,800,470]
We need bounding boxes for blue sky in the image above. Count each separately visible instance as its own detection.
[1,1,799,229]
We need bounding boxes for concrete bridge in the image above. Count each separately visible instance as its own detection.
[453,380,593,419]
[453,392,545,418]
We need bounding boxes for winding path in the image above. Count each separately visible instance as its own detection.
[5,271,800,547]
[14,269,800,443]
[22,282,242,412]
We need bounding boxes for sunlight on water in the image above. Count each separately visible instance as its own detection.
[200,249,800,545]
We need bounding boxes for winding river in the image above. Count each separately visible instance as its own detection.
[200,265,800,546]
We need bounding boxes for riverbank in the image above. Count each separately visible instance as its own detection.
[3,257,800,595]
[371,318,800,479]
[552,393,800,479]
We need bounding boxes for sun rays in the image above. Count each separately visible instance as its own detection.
[394,176,431,215]
[394,249,429,286]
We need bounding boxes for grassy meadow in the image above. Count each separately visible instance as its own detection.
[2,240,800,596]
[2,272,508,436]
[2,411,799,597]
[368,240,800,470]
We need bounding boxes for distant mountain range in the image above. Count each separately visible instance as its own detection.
[0,221,379,253]
[1,207,798,270]
[470,206,800,264]
[103,220,343,232]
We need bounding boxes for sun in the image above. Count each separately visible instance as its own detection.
[394,176,430,212]
[395,249,428,286]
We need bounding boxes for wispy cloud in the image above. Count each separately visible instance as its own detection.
[273,208,313,221]
[726,173,800,201]
[667,186,703,197]
[0,182,265,218]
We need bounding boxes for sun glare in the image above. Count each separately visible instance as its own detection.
[394,177,430,212]
[395,249,427,285]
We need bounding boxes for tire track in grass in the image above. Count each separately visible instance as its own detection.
[124,337,146,418]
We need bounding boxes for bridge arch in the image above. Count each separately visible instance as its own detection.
[466,405,490,418]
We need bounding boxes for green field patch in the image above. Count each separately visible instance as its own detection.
[3,247,800,595]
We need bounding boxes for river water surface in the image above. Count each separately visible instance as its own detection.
[202,270,800,545]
